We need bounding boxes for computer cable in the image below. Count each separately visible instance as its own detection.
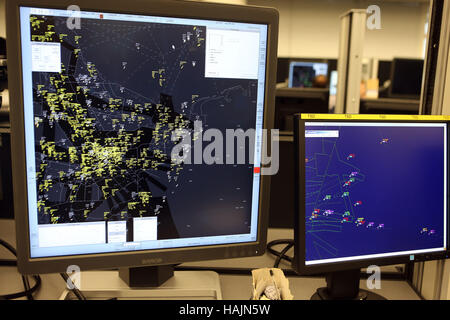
[60,272,87,300]
[0,259,17,267]
[266,239,294,268]
[21,274,33,300]
[273,242,294,269]
[0,238,41,300]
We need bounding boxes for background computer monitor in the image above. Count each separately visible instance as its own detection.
[389,58,424,99]
[376,60,392,98]
[0,34,13,220]
[293,114,449,299]
[6,0,278,279]
[0,132,13,220]
[288,61,328,88]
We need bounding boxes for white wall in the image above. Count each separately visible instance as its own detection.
[0,0,5,39]
[248,0,429,60]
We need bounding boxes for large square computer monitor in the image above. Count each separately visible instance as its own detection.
[288,61,328,88]
[293,114,449,275]
[6,0,278,275]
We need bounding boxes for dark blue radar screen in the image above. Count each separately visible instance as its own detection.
[304,122,447,264]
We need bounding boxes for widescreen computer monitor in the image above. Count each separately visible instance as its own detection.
[293,114,449,300]
[389,58,424,99]
[6,0,278,280]
[288,61,328,88]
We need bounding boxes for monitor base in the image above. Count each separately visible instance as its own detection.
[309,269,387,300]
[311,288,387,300]
[59,270,222,300]
[118,265,175,287]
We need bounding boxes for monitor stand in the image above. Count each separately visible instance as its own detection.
[118,265,176,288]
[59,265,222,300]
[310,269,386,300]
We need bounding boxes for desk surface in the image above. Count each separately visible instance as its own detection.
[0,219,420,300]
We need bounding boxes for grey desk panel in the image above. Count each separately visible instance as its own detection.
[220,275,420,300]
[0,220,419,300]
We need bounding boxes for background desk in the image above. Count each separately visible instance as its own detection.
[360,97,420,114]
[0,219,421,300]
[274,87,329,132]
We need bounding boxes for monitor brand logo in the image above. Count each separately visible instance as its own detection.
[142,258,163,265]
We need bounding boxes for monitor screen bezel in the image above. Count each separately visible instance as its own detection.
[293,114,450,275]
[6,0,279,275]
